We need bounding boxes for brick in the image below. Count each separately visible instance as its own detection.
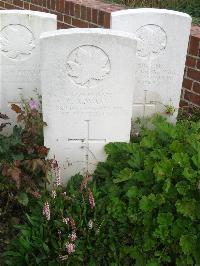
[89,23,99,28]
[4,3,14,9]
[185,55,197,68]
[193,82,200,94]
[80,5,87,20]
[179,99,189,108]
[104,12,110,28]
[70,2,74,16]
[187,68,200,81]
[86,7,92,22]
[57,21,68,29]
[188,36,200,56]
[92,8,98,24]
[74,4,80,18]
[0,2,5,8]
[51,0,56,10]
[47,0,51,9]
[197,59,200,70]
[24,2,30,9]
[56,0,65,12]
[13,0,23,7]
[72,18,88,28]
[182,78,193,90]
[63,15,71,25]
[65,0,70,15]
[184,90,200,105]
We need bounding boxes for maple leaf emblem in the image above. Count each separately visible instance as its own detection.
[0,24,35,60]
[136,24,167,59]
[66,45,111,87]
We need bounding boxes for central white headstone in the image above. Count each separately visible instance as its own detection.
[41,29,137,182]
[111,9,191,121]
[0,10,57,128]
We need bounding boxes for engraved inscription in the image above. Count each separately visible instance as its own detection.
[136,24,167,59]
[66,45,111,88]
[0,24,35,60]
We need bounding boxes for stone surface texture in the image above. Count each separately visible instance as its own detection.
[111,8,192,120]
[41,28,137,182]
[0,10,57,126]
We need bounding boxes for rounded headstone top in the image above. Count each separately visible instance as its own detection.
[40,28,137,43]
[0,9,57,19]
[111,8,192,21]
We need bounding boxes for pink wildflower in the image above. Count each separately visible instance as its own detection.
[69,217,76,229]
[43,201,50,221]
[51,157,61,187]
[80,173,91,192]
[63,217,70,225]
[69,231,77,242]
[29,99,38,110]
[66,242,75,254]
[51,189,56,199]
[88,219,93,230]
[30,190,41,198]
[88,188,95,209]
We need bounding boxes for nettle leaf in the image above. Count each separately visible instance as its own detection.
[182,167,198,181]
[157,212,174,227]
[153,159,173,180]
[173,153,190,167]
[180,234,197,255]
[176,199,197,220]
[176,181,190,196]
[169,140,185,153]
[126,186,139,199]
[113,168,134,183]
[139,194,156,212]
[192,150,200,169]
[128,150,144,169]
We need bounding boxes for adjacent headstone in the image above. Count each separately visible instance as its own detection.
[111,9,191,121]
[0,10,57,128]
[41,29,137,182]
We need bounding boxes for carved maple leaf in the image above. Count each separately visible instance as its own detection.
[67,46,110,87]
[0,24,35,60]
[136,25,167,58]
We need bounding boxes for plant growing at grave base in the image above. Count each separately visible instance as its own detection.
[93,114,200,265]
[2,112,200,265]
[0,94,49,256]
[3,161,110,266]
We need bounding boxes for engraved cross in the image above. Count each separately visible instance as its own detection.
[68,120,106,173]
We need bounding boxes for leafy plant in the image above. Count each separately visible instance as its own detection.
[93,115,200,265]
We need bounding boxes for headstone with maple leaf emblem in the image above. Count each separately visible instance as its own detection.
[41,29,137,183]
[111,9,191,121]
[0,10,57,131]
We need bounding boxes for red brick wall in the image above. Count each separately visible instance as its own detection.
[0,0,200,107]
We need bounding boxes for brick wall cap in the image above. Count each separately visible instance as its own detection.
[111,8,192,21]
[0,9,57,19]
[40,28,136,42]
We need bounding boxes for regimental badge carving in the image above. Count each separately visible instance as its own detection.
[66,45,111,88]
[136,24,167,59]
[0,24,35,60]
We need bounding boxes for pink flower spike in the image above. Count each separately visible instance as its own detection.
[88,188,95,209]
[63,217,70,225]
[42,201,50,221]
[65,242,75,254]
[69,231,77,242]
[29,99,38,110]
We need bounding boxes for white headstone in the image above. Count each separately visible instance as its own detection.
[111,9,191,121]
[41,29,137,182]
[0,10,57,127]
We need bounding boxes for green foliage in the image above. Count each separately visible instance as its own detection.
[93,115,200,265]
[2,114,200,265]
